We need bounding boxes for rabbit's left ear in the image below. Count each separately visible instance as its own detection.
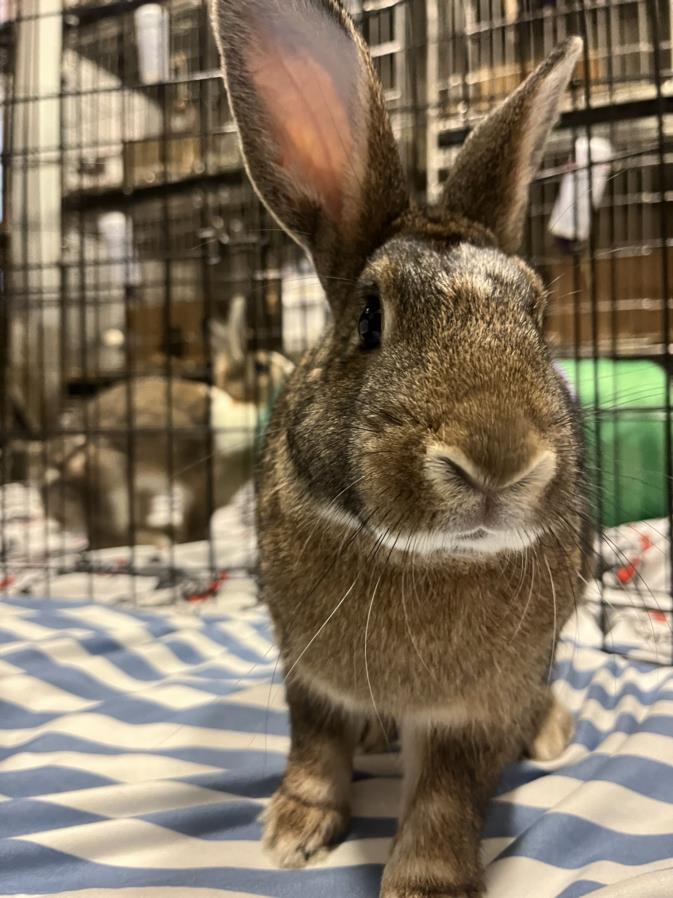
[441,38,582,254]
[210,0,408,286]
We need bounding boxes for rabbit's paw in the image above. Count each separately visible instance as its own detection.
[261,788,348,868]
[379,880,482,898]
[528,697,573,761]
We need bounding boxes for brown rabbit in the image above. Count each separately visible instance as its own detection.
[212,2,587,895]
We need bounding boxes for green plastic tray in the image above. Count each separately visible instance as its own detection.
[557,359,671,528]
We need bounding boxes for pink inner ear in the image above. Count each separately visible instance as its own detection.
[248,19,358,223]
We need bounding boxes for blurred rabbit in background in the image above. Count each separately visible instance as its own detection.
[15,297,293,549]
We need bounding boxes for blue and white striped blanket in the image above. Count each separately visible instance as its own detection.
[1,593,672,898]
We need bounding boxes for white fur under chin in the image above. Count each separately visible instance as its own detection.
[371,524,541,557]
[317,502,541,558]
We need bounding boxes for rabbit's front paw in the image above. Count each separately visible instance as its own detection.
[380,880,482,898]
[261,787,348,868]
[381,855,482,898]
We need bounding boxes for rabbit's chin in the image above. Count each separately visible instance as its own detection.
[318,503,541,560]
[370,525,543,558]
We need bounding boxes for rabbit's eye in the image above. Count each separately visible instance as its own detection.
[255,360,270,375]
[358,290,382,351]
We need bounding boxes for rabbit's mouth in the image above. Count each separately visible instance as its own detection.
[314,492,541,559]
[456,528,489,541]
[365,522,543,559]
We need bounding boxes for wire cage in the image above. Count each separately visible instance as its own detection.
[0,0,672,647]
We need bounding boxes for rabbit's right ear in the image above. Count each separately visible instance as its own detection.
[210,0,408,286]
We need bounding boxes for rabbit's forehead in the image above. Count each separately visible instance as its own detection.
[367,239,539,309]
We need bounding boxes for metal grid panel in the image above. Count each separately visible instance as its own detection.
[428,0,671,122]
[61,2,237,198]
[0,1,671,621]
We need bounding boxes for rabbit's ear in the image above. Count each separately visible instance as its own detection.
[227,296,248,365]
[210,0,408,283]
[209,296,247,366]
[208,318,229,355]
[441,38,582,254]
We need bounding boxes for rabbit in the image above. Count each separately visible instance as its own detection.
[18,299,293,549]
[211,2,589,896]
[17,378,251,548]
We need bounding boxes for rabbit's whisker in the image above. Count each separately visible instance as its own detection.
[299,473,368,557]
[504,544,531,620]
[364,573,387,745]
[284,576,360,682]
[279,498,392,679]
[360,503,414,747]
[543,555,558,685]
[262,502,390,762]
[512,548,538,641]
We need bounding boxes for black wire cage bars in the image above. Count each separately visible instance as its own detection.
[0,0,672,648]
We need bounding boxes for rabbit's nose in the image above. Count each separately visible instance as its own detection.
[432,447,483,492]
[428,444,557,495]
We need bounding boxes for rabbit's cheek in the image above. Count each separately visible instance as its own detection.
[354,433,446,533]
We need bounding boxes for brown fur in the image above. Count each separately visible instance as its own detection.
[212,2,587,895]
